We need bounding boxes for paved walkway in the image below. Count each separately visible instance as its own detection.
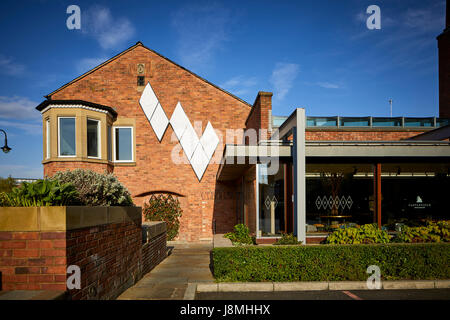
[117,243,214,300]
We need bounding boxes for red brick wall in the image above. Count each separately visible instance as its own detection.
[45,44,252,241]
[305,130,425,141]
[1,221,167,299]
[0,231,66,291]
[245,92,272,142]
[141,232,166,276]
[66,222,142,300]
[244,167,257,235]
[44,161,113,177]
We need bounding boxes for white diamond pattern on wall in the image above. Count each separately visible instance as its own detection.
[139,81,220,181]
[139,82,159,122]
[149,103,169,141]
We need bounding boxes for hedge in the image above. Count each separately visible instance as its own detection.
[212,244,450,282]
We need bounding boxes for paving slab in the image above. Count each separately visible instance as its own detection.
[117,242,214,300]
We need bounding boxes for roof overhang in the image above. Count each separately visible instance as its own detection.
[306,141,450,158]
[36,100,118,118]
[216,140,450,181]
[216,144,291,181]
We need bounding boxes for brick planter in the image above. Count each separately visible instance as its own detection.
[0,206,166,299]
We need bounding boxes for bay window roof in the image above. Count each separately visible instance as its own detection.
[36,99,117,118]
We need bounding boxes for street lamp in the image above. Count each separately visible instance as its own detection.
[0,129,11,153]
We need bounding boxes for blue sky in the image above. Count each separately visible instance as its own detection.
[0,0,446,178]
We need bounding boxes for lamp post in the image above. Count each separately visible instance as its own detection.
[0,129,12,153]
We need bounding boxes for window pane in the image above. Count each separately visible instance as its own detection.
[59,118,75,156]
[372,117,402,127]
[340,117,370,127]
[115,128,132,161]
[258,163,285,236]
[307,117,338,127]
[87,119,99,157]
[404,118,433,127]
[46,120,50,159]
[107,125,112,161]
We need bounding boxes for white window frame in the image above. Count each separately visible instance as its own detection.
[58,117,76,158]
[107,125,112,161]
[46,119,50,159]
[87,118,101,159]
[112,126,134,163]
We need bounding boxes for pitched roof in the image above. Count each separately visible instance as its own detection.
[45,42,252,107]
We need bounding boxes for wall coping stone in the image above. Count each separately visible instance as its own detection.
[142,221,167,242]
[0,206,141,231]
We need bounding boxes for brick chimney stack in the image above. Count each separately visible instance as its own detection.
[438,0,450,118]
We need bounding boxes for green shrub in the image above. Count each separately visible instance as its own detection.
[0,176,17,193]
[143,194,182,241]
[326,223,391,244]
[224,224,254,245]
[0,179,78,207]
[394,220,450,243]
[274,233,302,245]
[212,243,450,282]
[51,169,133,206]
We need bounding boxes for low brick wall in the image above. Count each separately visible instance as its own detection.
[0,206,166,299]
[142,222,167,276]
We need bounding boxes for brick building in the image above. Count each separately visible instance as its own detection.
[37,7,450,242]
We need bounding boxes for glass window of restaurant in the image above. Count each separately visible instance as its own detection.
[257,162,286,237]
[305,164,449,233]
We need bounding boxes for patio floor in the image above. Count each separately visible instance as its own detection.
[117,242,214,300]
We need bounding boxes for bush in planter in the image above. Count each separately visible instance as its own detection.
[0,179,78,207]
[224,224,254,245]
[51,169,133,206]
[393,220,450,243]
[326,223,391,244]
[143,194,182,241]
[273,233,302,245]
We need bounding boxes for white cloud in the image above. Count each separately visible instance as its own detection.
[220,75,258,96]
[82,6,135,50]
[171,3,233,72]
[0,120,41,135]
[0,54,25,76]
[76,57,108,73]
[270,63,300,101]
[0,96,40,121]
[316,82,340,89]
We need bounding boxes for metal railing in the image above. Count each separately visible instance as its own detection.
[272,116,450,129]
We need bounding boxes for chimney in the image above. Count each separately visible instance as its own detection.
[438,0,450,118]
[245,92,273,143]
